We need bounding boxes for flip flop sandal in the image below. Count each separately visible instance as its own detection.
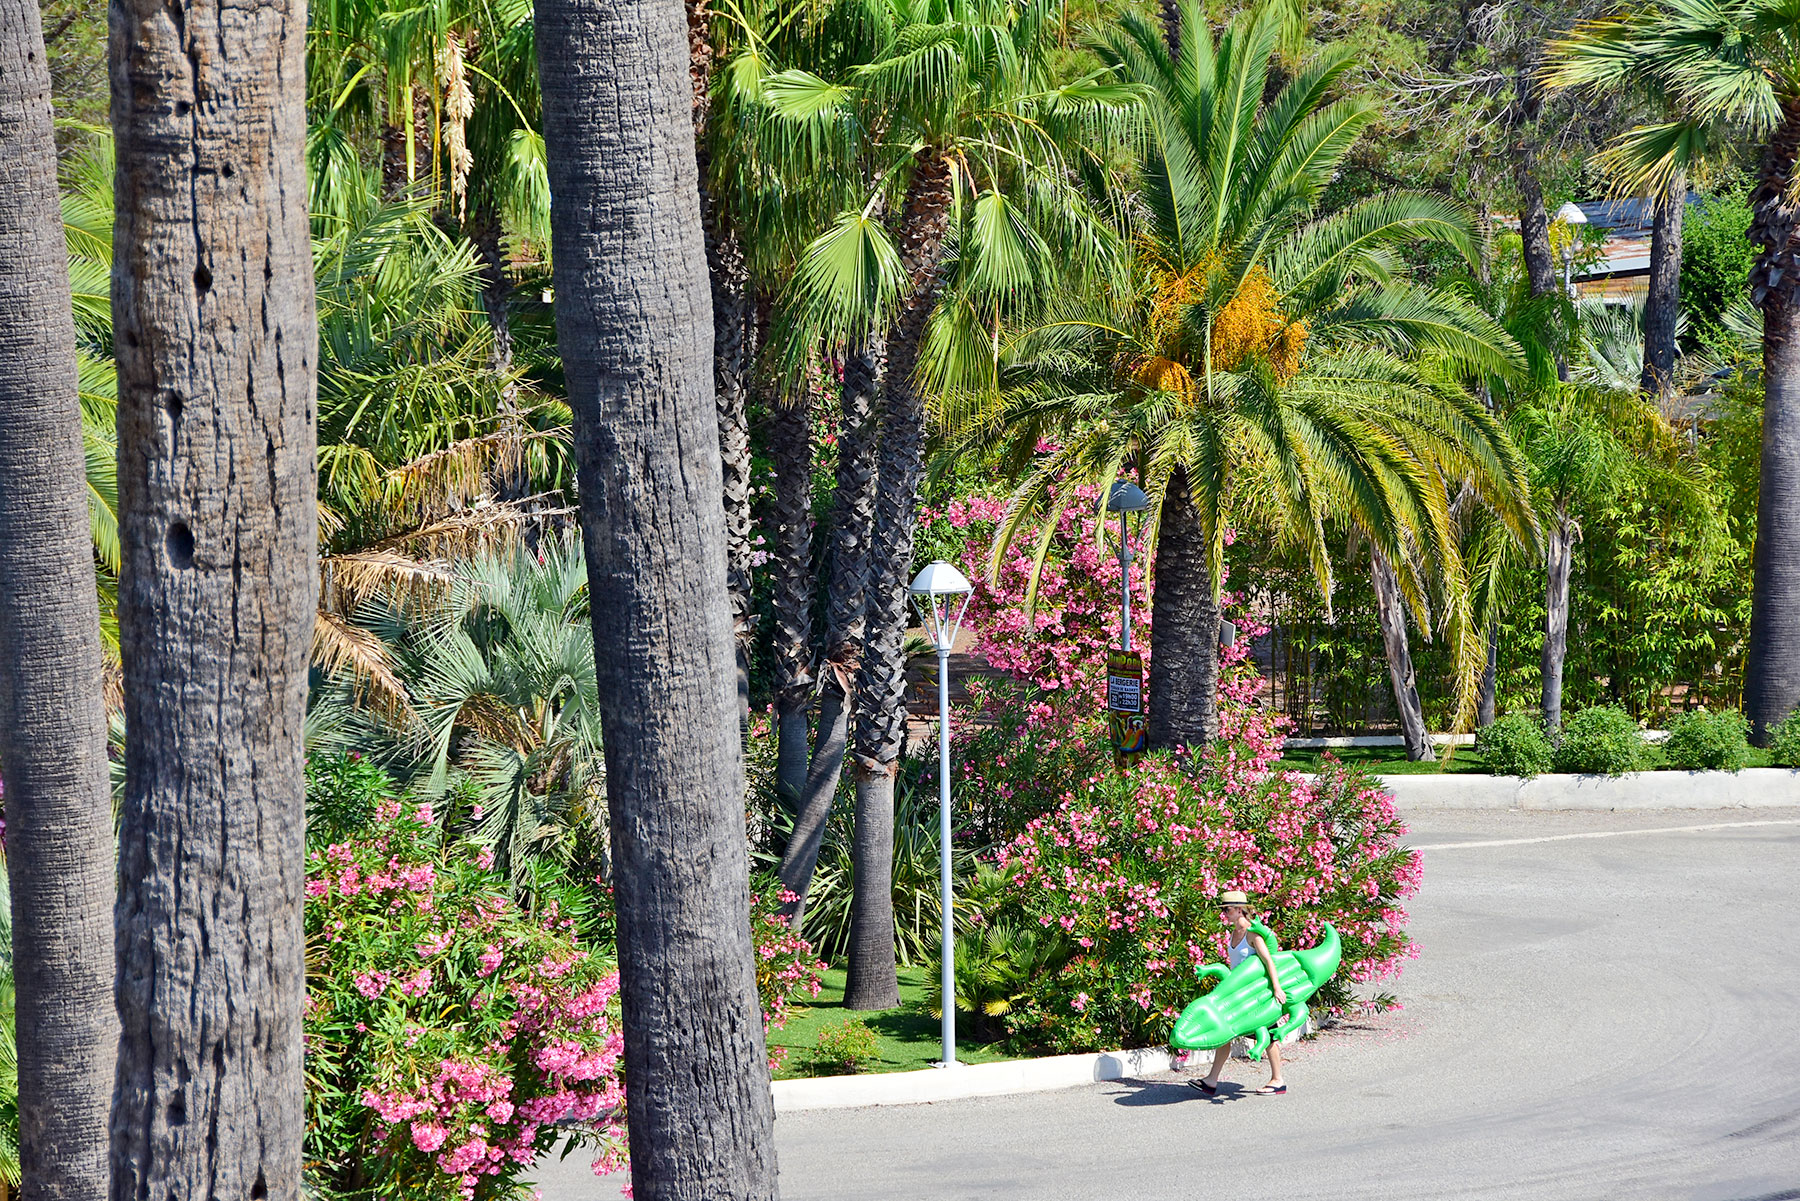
[1253,1084,1287,1095]
[1188,1079,1219,1094]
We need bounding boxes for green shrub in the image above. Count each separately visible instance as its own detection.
[1768,712,1800,767]
[1661,708,1751,772]
[1477,714,1554,778]
[1553,706,1646,776]
[812,1020,880,1075]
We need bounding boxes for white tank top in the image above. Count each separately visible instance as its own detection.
[1227,935,1253,968]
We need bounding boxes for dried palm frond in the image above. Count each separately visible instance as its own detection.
[311,608,417,723]
[320,550,458,615]
[368,497,577,561]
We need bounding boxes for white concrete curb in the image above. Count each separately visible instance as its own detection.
[1379,767,1800,810]
[771,1046,1174,1112]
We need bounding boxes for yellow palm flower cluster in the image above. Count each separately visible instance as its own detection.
[1125,260,1308,395]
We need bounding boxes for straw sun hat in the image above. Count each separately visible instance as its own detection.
[1217,890,1252,908]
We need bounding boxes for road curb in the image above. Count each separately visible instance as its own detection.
[772,1046,1175,1112]
[1379,767,1800,810]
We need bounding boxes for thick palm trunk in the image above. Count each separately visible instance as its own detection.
[771,387,816,808]
[1369,550,1432,761]
[1744,105,1800,742]
[1146,466,1220,750]
[109,0,317,1192]
[0,5,115,1195]
[1541,513,1576,732]
[537,1,777,1194]
[844,155,953,1011]
[780,340,881,925]
[1641,172,1685,406]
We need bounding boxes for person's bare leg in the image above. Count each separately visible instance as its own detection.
[1263,1040,1285,1089]
[1202,1044,1230,1088]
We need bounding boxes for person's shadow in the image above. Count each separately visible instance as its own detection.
[1107,1077,1251,1106]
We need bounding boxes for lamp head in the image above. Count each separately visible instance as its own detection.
[1553,201,1588,226]
[910,561,973,652]
[1106,481,1150,513]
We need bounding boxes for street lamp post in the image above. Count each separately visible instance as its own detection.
[1553,200,1589,299]
[910,560,972,1067]
[1105,481,1150,651]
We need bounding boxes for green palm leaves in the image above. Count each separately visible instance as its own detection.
[943,0,1535,734]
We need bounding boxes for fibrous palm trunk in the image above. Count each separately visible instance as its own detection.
[537,0,778,1194]
[780,339,881,925]
[0,4,116,1195]
[771,386,816,809]
[844,154,953,1012]
[1146,466,1220,751]
[1641,172,1685,407]
[109,0,318,1191]
[1477,631,1499,728]
[1541,512,1576,733]
[1746,102,1800,743]
[716,243,756,729]
[1369,549,1432,761]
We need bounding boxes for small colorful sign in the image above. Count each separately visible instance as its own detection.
[1106,649,1147,769]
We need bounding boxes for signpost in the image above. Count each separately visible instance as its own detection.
[1107,648,1146,769]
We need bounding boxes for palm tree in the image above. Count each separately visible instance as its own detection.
[770,0,1129,1009]
[536,0,778,1192]
[946,0,1533,752]
[0,4,114,1195]
[1545,0,1800,739]
[309,541,605,881]
[110,0,317,1190]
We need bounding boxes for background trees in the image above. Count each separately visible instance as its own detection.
[0,0,115,1194]
[535,0,779,1193]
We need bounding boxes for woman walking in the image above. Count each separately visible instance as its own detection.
[1189,891,1287,1096]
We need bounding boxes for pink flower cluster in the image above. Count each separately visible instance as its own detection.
[995,726,1422,1052]
[304,798,629,1199]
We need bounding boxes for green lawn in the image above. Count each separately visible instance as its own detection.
[769,965,1020,1079]
[1274,743,1777,775]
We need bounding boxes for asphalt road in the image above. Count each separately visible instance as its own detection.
[534,808,1800,1201]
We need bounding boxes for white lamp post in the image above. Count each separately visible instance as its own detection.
[910,560,972,1067]
[1105,481,1150,651]
[1553,200,1588,299]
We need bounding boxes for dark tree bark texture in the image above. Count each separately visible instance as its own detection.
[0,2,117,1195]
[1510,68,1561,303]
[536,0,779,1194]
[1745,104,1800,743]
[770,386,816,809]
[1146,466,1220,751]
[843,155,953,1012]
[1369,550,1432,761]
[1641,172,1685,406]
[108,0,318,1192]
[780,340,881,925]
[1541,515,1575,733]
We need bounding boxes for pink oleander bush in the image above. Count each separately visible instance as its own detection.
[304,795,627,1200]
[941,489,1419,1054]
[992,726,1422,1053]
[302,765,825,1200]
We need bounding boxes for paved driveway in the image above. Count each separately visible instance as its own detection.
[534,808,1800,1201]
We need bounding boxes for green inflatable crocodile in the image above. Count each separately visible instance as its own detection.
[1170,922,1341,1061]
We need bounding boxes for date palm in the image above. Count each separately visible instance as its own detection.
[1545,0,1800,738]
[945,0,1533,750]
[0,1,114,1194]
